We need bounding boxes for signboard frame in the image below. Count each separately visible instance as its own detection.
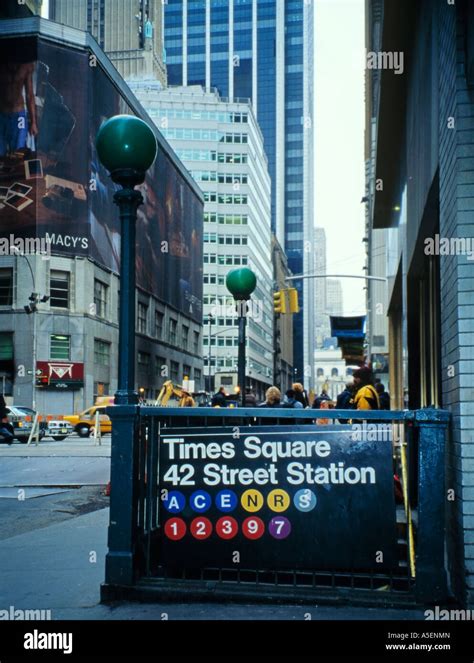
[157,424,399,572]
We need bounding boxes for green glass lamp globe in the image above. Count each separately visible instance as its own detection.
[95,114,157,174]
[226,268,257,300]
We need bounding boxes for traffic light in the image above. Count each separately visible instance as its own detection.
[288,288,299,313]
[273,290,287,314]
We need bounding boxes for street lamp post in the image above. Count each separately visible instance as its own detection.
[96,115,157,588]
[226,268,256,407]
[96,115,157,405]
[20,254,49,410]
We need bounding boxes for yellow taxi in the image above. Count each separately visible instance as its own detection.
[63,399,113,438]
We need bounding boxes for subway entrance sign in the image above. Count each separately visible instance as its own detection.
[158,425,399,571]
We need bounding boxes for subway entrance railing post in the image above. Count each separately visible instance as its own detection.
[101,406,450,604]
[96,114,157,586]
[414,407,449,603]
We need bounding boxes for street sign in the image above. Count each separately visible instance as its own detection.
[158,424,398,571]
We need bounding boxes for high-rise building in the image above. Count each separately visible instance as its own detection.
[314,226,327,346]
[326,279,343,317]
[0,19,203,412]
[128,83,274,398]
[49,0,167,84]
[164,0,315,385]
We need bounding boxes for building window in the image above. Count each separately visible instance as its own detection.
[183,364,191,379]
[138,351,150,366]
[317,368,324,377]
[0,268,13,306]
[50,270,70,309]
[94,381,110,398]
[137,302,148,334]
[155,311,163,339]
[170,360,179,382]
[331,368,339,377]
[169,318,177,345]
[50,334,70,360]
[194,368,201,386]
[0,332,14,395]
[94,339,110,366]
[182,325,189,349]
[193,331,200,354]
[93,279,108,318]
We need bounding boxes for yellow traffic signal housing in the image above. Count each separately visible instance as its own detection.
[273,290,287,314]
[288,288,299,313]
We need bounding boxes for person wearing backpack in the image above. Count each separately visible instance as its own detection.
[282,389,304,409]
[336,382,355,423]
[351,367,380,410]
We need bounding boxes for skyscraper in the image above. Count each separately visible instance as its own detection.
[164,0,315,384]
[49,0,167,84]
[128,83,274,398]
[314,226,328,346]
[326,280,343,317]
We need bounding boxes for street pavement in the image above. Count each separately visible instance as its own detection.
[0,434,427,620]
[0,435,111,487]
[0,507,426,620]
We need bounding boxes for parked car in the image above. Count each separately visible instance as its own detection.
[46,419,74,441]
[63,405,112,438]
[14,406,47,438]
[5,406,43,443]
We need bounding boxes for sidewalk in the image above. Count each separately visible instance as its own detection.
[0,508,426,620]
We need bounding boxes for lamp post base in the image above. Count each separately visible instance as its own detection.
[114,389,139,406]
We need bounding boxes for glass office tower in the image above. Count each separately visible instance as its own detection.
[164,0,315,384]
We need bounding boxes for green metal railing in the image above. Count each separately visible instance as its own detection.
[101,406,449,606]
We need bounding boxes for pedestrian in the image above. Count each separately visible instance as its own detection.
[0,394,13,445]
[375,382,390,410]
[211,386,228,408]
[312,389,332,409]
[258,386,282,408]
[351,367,380,410]
[282,388,304,408]
[244,387,257,408]
[336,382,355,423]
[292,382,309,408]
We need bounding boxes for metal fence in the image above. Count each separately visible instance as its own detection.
[101,406,449,607]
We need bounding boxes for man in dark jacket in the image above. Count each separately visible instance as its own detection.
[375,382,390,410]
[312,390,332,409]
[211,387,228,408]
[0,395,14,445]
[244,387,257,407]
[335,382,355,424]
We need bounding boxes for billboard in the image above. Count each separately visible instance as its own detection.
[0,36,203,322]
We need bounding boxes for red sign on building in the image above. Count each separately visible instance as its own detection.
[36,361,84,390]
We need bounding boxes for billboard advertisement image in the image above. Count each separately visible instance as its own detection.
[0,36,203,322]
